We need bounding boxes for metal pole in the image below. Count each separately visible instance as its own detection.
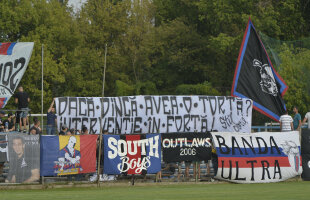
[41,44,44,133]
[102,44,107,97]
[97,44,107,187]
[195,161,198,182]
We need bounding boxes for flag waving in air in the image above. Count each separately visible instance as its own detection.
[231,19,288,121]
[0,42,34,108]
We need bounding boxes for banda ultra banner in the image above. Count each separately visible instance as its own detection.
[162,132,212,162]
[55,96,253,134]
[103,134,161,175]
[0,42,34,108]
[211,131,302,183]
[40,135,97,176]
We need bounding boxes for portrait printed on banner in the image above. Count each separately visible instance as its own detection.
[6,135,40,183]
[54,136,82,175]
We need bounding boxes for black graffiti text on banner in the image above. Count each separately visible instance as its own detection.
[162,132,212,162]
[56,96,252,134]
[211,131,302,183]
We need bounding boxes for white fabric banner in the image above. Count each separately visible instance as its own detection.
[0,42,34,108]
[211,131,302,183]
[55,96,252,134]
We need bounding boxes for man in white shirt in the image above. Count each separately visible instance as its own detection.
[279,111,293,132]
[302,112,310,129]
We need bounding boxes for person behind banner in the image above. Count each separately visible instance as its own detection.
[14,86,30,133]
[279,110,293,132]
[293,106,302,131]
[46,98,57,135]
[81,126,89,135]
[302,111,310,130]
[0,110,6,132]
[29,118,41,135]
[59,124,68,135]
[3,113,15,132]
[6,136,39,183]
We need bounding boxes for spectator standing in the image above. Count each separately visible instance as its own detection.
[302,111,310,129]
[14,86,30,133]
[3,113,15,132]
[279,111,293,132]
[293,106,302,131]
[29,118,41,135]
[47,99,57,135]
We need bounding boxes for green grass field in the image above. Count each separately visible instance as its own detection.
[0,181,309,200]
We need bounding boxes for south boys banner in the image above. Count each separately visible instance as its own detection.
[103,134,161,175]
[0,42,34,108]
[7,134,40,183]
[162,132,212,162]
[40,135,97,176]
[211,131,302,183]
[231,19,287,121]
[55,96,253,134]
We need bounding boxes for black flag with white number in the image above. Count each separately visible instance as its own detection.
[231,19,288,121]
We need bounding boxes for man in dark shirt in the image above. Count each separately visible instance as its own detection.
[6,136,39,183]
[59,124,68,135]
[29,118,41,135]
[3,113,15,132]
[47,98,57,135]
[14,86,30,133]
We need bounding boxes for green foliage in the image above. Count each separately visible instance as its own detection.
[0,0,309,125]
[115,80,135,96]
[175,82,220,96]
[277,44,310,116]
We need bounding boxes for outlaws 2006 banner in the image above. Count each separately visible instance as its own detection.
[211,132,302,183]
[40,135,97,176]
[103,134,161,175]
[55,96,252,134]
[0,42,34,108]
[162,132,212,162]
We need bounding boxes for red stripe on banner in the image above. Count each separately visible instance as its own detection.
[252,104,279,122]
[0,43,11,55]
[0,98,7,108]
[126,135,141,175]
[218,157,292,168]
[80,135,98,174]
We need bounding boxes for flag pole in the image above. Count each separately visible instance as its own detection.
[41,44,44,133]
[97,44,107,187]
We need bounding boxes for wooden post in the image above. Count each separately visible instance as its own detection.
[131,175,135,186]
[96,133,103,187]
[96,44,107,187]
[195,161,198,182]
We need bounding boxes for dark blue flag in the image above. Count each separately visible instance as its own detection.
[231,19,288,121]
